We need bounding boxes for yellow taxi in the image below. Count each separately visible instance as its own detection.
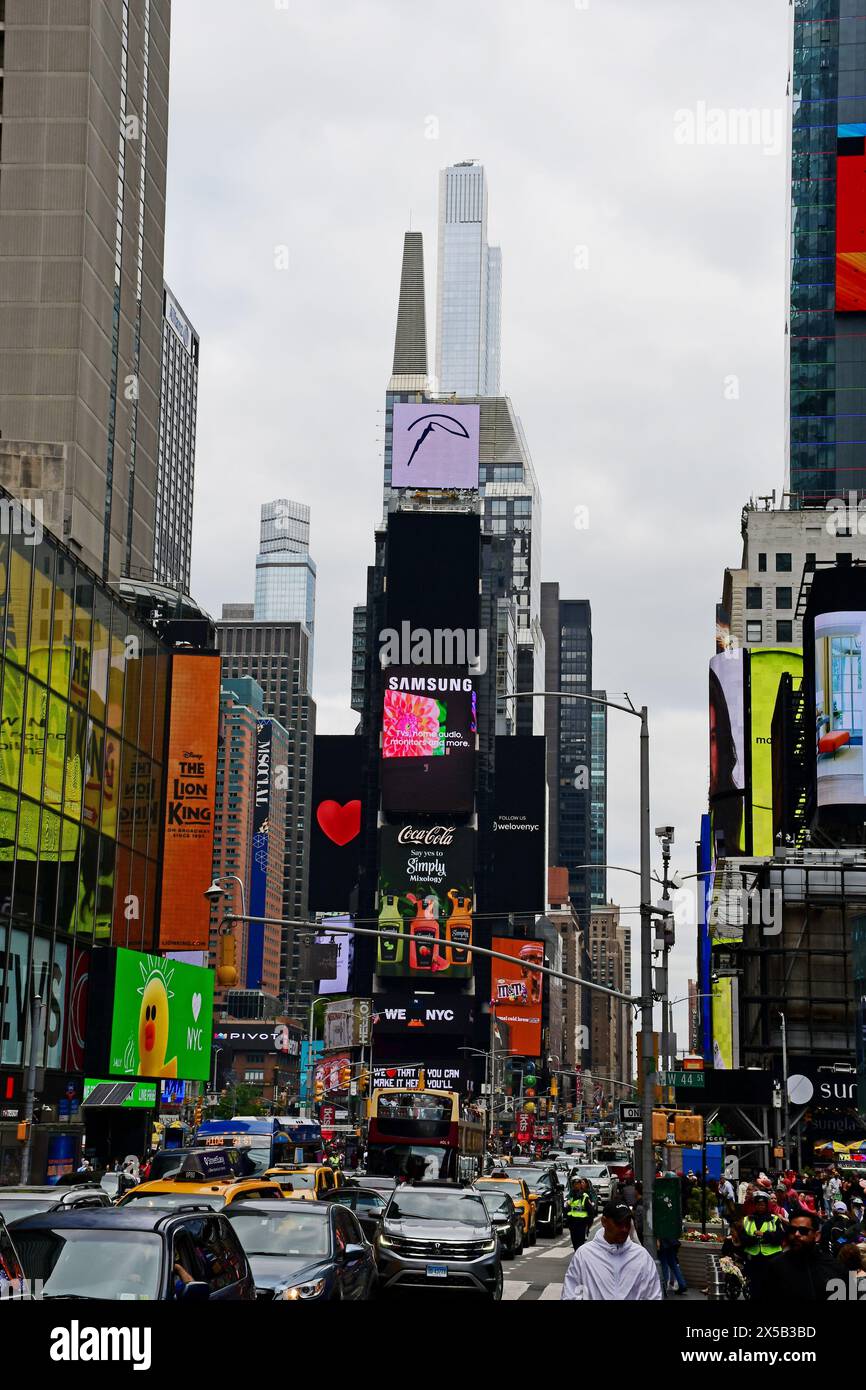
[116,1177,287,1211]
[477,1173,537,1244]
[262,1164,344,1201]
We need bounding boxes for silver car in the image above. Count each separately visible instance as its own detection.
[568,1164,613,1201]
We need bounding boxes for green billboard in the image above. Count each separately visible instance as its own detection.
[106,949,215,1083]
[83,1079,158,1108]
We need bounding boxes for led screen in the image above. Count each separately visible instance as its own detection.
[391,403,480,488]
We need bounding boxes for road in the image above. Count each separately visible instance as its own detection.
[503,1224,708,1301]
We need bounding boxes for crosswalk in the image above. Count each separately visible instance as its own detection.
[502,1231,573,1300]
[503,1279,564,1300]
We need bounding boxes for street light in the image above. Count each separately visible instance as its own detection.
[204,875,247,988]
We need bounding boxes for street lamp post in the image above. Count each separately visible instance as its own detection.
[779,1010,790,1171]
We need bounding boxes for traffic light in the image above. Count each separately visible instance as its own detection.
[340,1063,351,1091]
[193,1097,203,1127]
[314,1075,325,1104]
[358,1067,369,1095]
[416,1068,425,1089]
[16,1120,30,1143]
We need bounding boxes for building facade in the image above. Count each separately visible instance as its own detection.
[590,692,608,907]
[254,499,316,638]
[434,162,501,396]
[0,1,171,582]
[154,286,199,592]
[588,904,629,1111]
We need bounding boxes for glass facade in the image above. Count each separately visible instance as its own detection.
[155,286,199,591]
[789,0,866,502]
[558,601,593,929]
[435,163,502,396]
[590,693,607,907]
[0,513,169,1070]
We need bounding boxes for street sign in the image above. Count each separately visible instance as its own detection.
[618,1102,641,1124]
[661,1070,705,1088]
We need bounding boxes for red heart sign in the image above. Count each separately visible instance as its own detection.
[316,799,361,847]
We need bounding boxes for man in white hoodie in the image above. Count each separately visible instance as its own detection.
[561,1200,662,1301]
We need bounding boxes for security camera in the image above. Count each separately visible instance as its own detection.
[655,826,675,842]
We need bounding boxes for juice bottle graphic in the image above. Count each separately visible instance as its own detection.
[407,893,441,972]
[446,888,472,967]
[378,894,404,967]
[519,941,544,1004]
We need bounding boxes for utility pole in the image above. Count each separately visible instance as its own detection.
[779,1010,790,1171]
[20,993,45,1186]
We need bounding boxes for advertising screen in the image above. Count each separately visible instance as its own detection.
[314,1052,351,1095]
[814,611,866,809]
[377,823,474,977]
[158,652,221,950]
[487,736,547,912]
[380,669,477,815]
[0,928,68,1068]
[747,648,803,854]
[491,936,544,1057]
[385,513,481,636]
[316,917,355,994]
[371,992,474,1034]
[372,1062,470,1092]
[709,650,746,858]
[308,735,365,913]
[85,947,215,1082]
[247,719,272,987]
[391,403,480,489]
[836,123,866,312]
[323,998,371,1052]
[83,1079,158,1108]
[711,975,738,1071]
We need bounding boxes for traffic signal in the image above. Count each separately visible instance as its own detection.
[314,1075,325,1104]
[193,1097,203,1127]
[416,1068,425,1089]
[340,1063,351,1091]
[358,1067,369,1095]
[16,1120,30,1143]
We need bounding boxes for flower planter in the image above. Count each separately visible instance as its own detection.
[677,1237,724,1290]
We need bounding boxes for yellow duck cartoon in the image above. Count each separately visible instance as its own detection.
[136,964,178,1078]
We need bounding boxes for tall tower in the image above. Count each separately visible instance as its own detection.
[434,162,502,396]
[255,499,316,638]
[155,285,199,592]
[0,1,171,581]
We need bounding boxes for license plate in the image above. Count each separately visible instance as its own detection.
[426,1264,448,1279]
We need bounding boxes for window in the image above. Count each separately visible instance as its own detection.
[776,620,794,643]
[757,553,767,572]
[775,553,792,572]
[745,587,763,610]
[776,587,792,610]
[805,552,816,570]
[746,620,763,643]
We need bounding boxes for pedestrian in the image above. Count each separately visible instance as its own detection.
[741,1192,783,1298]
[837,1241,866,1284]
[753,1211,842,1302]
[657,1234,687,1295]
[561,1200,662,1301]
[76,1155,93,1175]
[565,1178,595,1250]
[821,1200,859,1255]
[717,1174,736,1229]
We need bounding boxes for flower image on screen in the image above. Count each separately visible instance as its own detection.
[382,691,446,759]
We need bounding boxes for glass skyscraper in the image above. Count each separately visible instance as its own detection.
[789,2,866,503]
[435,162,502,396]
[590,692,608,907]
[254,499,316,639]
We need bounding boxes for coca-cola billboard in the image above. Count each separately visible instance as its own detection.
[377,824,474,979]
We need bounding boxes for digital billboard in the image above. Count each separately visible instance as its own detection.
[247,719,272,987]
[308,735,365,913]
[373,1062,471,1092]
[380,669,477,815]
[323,998,371,1051]
[491,936,544,1057]
[85,947,215,1082]
[377,823,474,977]
[316,917,355,995]
[836,123,866,312]
[711,975,738,1071]
[747,648,803,855]
[384,513,481,636]
[487,736,547,912]
[391,403,480,489]
[709,650,746,858]
[158,652,221,950]
[371,992,474,1034]
[314,1052,351,1095]
[813,612,866,809]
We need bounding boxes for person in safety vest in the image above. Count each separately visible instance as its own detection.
[742,1192,783,1298]
[565,1176,596,1250]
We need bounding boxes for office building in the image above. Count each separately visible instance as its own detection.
[435,162,502,396]
[154,286,199,591]
[0,1,171,582]
[590,692,608,907]
[254,499,316,639]
[588,904,629,1109]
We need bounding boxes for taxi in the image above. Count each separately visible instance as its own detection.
[262,1164,344,1201]
[476,1172,537,1245]
[116,1177,287,1211]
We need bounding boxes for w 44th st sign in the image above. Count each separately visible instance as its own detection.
[659,1070,705,1088]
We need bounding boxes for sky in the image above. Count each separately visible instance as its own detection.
[164,0,792,1049]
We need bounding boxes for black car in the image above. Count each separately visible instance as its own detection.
[375,1181,503,1299]
[320,1185,389,1242]
[347,1174,398,1195]
[507,1166,565,1236]
[0,1185,111,1226]
[227,1199,376,1301]
[476,1188,524,1259]
[10,1206,255,1300]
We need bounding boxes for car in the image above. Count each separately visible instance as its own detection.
[505,1165,565,1236]
[9,1206,255,1300]
[116,1177,287,1211]
[569,1164,613,1201]
[319,1185,389,1242]
[227,1198,376,1301]
[345,1174,398,1195]
[0,1185,112,1226]
[262,1164,343,1200]
[475,1188,524,1259]
[0,1213,27,1297]
[477,1174,537,1245]
[375,1181,503,1299]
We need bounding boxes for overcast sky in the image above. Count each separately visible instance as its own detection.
[165,0,792,1042]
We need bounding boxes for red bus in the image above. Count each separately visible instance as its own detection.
[366,1089,483,1181]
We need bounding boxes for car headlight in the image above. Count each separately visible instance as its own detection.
[377,1232,395,1248]
[283,1278,327,1301]
[481,1238,497,1253]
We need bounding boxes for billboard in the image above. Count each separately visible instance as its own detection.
[316,917,355,995]
[836,123,866,312]
[158,652,221,950]
[380,669,477,815]
[213,1024,299,1055]
[373,1062,470,1092]
[83,1079,158,1109]
[711,975,739,1071]
[247,719,272,988]
[299,1040,323,1101]
[323,997,372,1052]
[314,1051,351,1095]
[385,513,481,636]
[390,403,480,489]
[747,648,803,856]
[308,735,365,913]
[85,947,215,1082]
[0,928,69,1068]
[371,992,474,1035]
[377,823,474,977]
[491,936,544,1057]
[487,737,547,912]
[813,611,866,809]
[709,650,746,858]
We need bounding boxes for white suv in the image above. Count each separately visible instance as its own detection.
[569,1164,613,1201]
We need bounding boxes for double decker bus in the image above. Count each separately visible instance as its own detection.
[366,1089,484,1181]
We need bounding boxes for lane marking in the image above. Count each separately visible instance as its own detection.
[502,1280,530,1300]
[537,1282,564,1300]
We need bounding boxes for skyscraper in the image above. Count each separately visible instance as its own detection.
[155,286,199,592]
[254,499,316,640]
[590,692,608,906]
[435,162,502,396]
[0,2,171,581]
[789,6,866,503]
